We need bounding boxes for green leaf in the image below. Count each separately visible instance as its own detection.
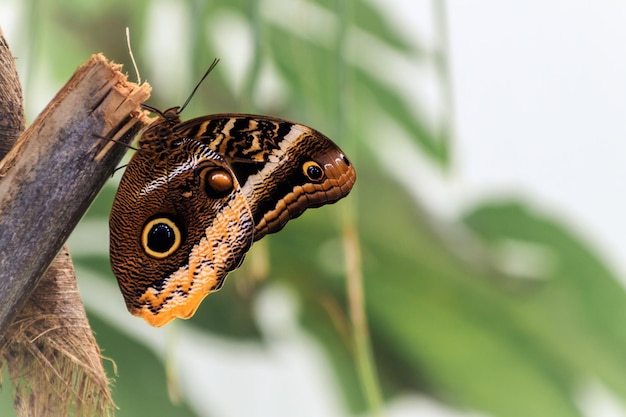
[264,158,585,417]
[464,201,626,400]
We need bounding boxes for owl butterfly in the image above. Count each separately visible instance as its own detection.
[110,89,356,327]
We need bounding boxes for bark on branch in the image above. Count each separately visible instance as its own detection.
[0,54,151,336]
[0,28,151,416]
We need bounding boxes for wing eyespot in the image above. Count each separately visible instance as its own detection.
[302,160,324,182]
[202,168,235,198]
[141,217,182,259]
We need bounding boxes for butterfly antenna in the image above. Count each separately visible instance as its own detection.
[113,164,129,174]
[126,27,141,84]
[95,133,139,151]
[141,103,167,119]
[178,58,220,114]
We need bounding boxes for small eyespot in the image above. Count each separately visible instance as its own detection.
[142,217,182,259]
[341,154,350,166]
[302,160,324,182]
[203,168,234,198]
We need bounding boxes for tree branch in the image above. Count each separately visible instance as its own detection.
[0,52,151,336]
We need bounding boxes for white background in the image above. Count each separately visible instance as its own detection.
[447,2,626,281]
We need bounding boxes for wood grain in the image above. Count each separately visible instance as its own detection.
[0,53,151,335]
[0,29,25,157]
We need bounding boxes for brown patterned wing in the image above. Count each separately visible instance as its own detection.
[110,139,254,327]
[174,114,357,240]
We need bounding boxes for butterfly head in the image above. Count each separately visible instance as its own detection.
[137,106,185,151]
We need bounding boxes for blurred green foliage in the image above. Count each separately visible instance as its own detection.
[2,1,626,417]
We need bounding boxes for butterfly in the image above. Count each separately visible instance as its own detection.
[109,67,356,327]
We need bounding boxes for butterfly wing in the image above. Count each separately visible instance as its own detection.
[111,111,355,327]
[110,140,254,327]
[174,114,357,240]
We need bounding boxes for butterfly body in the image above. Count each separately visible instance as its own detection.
[110,108,356,326]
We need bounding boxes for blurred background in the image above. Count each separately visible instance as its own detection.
[2,1,626,416]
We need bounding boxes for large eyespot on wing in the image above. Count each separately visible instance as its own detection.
[141,215,184,259]
[110,145,254,327]
[134,186,254,327]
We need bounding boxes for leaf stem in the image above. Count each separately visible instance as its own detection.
[336,0,384,415]
[243,0,263,111]
[432,0,455,168]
